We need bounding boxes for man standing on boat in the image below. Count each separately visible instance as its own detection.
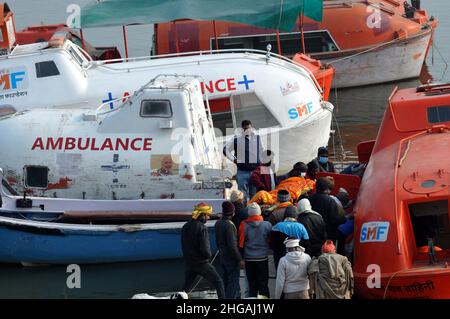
[311,147,335,173]
[224,120,264,203]
[181,203,225,299]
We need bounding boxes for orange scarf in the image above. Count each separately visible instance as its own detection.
[239,215,264,248]
[276,201,293,209]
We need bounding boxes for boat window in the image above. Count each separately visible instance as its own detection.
[35,61,60,78]
[140,100,173,118]
[231,93,280,129]
[427,106,450,124]
[409,200,450,250]
[24,166,49,188]
[213,31,338,56]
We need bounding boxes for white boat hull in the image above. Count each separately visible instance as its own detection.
[317,29,432,89]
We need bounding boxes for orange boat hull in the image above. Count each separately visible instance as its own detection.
[353,83,450,299]
[355,265,450,299]
[154,0,437,88]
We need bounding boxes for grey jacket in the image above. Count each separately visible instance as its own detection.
[242,220,272,260]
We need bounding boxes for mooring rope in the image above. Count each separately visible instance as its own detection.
[188,250,220,294]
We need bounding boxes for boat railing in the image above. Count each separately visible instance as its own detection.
[94,97,130,117]
[94,74,220,163]
[88,48,324,96]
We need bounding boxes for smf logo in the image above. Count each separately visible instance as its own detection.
[288,102,313,120]
[0,67,27,91]
[360,221,389,243]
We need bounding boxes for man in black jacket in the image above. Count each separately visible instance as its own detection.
[309,177,346,246]
[215,201,242,299]
[297,198,327,257]
[181,203,225,299]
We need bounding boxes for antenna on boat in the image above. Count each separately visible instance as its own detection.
[266,44,272,63]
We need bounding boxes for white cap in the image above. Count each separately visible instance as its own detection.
[284,238,300,248]
[297,198,312,213]
[248,202,262,216]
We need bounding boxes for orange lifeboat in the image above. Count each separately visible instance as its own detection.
[0,2,16,55]
[153,0,437,88]
[353,83,450,299]
[15,24,122,61]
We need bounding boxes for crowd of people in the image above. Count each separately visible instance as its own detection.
[181,120,358,299]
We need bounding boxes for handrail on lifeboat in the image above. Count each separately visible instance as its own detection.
[392,130,428,255]
[86,48,324,97]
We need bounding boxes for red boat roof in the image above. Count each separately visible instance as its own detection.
[389,85,450,132]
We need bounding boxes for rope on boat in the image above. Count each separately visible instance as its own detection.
[382,268,409,299]
[382,264,440,299]
[432,42,449,82]
[328,100,346,167]
[326,37,401,65]
[188,250,220,294]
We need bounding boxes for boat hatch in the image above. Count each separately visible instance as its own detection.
[416,83,450,95]
[211,92,279,135]
[35,60,60,78]
[409,200,450,256]
[211,31,338,57]
[24,165,49,188]
[64,42,88,67]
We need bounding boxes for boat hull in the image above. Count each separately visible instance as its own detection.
[355,267,450,299]
[0,217,218,265]
[318,29,432,88]
[275,104,333,171]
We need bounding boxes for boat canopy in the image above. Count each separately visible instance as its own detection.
[80,0,323,31]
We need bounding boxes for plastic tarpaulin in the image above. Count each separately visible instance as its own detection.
[80,0,323,31]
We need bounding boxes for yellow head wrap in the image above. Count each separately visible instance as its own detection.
[192,203,213,220]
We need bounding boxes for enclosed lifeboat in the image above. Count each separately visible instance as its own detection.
[154,0,437,88]
[0,1,120,60]
[353,83,450,299]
